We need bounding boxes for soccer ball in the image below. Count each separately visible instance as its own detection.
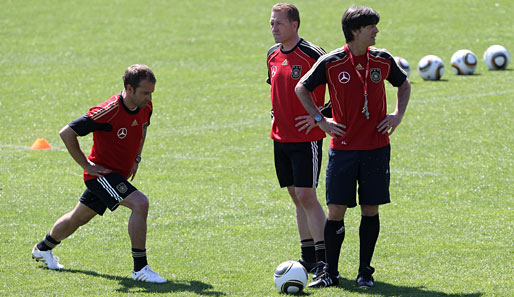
[273,261,308,294]
[418,55,444,80]
[394,56,410,77]
[451,49,477,75]
[483,45,510,70]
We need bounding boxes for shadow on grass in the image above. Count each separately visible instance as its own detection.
[60,268,226,296]
[337,277,483,297]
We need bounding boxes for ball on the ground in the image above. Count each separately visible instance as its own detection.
[418,55,445,80]
[451,49,477,75]
[394,56,411,77]
[483,45,510,70]
[273,261,308,294]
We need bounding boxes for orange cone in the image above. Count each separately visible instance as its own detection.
[30,138,52,150]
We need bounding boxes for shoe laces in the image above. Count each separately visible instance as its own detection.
[144,266,160,277]
[48,250,61,264]
[310,261,325,272]
[319,271,334,283]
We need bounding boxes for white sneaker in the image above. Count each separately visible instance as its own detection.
[132,265,166,283]
[32,245,64,270]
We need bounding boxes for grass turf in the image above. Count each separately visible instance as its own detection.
[0,0,512,296]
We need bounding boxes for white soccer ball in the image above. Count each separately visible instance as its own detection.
[394,56,410,77]
[418,55,444,81]
[451,49,477,75]
[483,45,510,70]
[273,261,308,294]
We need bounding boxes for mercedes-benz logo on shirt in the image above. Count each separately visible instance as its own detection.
[338,71,350,84]
[117,128,127,139]
[271,65,277,77]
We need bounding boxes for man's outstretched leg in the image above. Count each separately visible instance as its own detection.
[32,202,97,269]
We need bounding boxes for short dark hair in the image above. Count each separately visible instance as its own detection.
[272,2,300,31]
[341,6,380,43]
[122,64,156,90]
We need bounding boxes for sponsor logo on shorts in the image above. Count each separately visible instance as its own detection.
[116,182,128,194]
[336,226,345,234]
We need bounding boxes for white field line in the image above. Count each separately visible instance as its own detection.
[156,89,514,135]
[0,144,68,152]
[415,89,514,104]
[390,169,442,177]
[152,119,270,137]
[0,120,269,152]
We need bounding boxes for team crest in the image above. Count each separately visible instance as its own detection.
[291,65,302,79]
[116,182,128,194]
[370,68,381,83]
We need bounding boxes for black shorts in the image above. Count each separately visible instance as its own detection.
[80,173,138,215]
[326,145,390,207]
[273,140,323,188]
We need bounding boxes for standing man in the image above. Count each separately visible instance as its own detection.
[267,2,328,277]
[295,6,411,288]
[31,64,166,283]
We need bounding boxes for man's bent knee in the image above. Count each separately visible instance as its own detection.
[121,191,149,212]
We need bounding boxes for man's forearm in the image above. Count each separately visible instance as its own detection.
[295,83,320,117]
[59,125,89,169]
[395,79,411,116]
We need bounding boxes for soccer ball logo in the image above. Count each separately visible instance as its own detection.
[418,55,444,81]
[451,49,477,75]
[483,45,510,70]
[273,261,307,294]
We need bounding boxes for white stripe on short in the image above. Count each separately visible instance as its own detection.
[97,176,123,202]
[311,141,319,188]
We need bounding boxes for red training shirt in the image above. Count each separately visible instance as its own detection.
[267,39,326,143]
[69,93,152,181]
[300,46,406,150]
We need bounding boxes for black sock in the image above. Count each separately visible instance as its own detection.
[36,233,60,251]
[324,219,345,276]
[132,248,148,272]
[359,214,380,270]
[300,239,316,263]
[314,241,326,262]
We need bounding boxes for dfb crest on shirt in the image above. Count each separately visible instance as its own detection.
[370,68,381,83]
[116,182,128,194]
[291,65,302,79]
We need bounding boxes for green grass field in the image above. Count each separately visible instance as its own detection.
[1,0,513,296]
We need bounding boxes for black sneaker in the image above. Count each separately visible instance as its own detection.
[308,270,339,288]
[310,261,326,280]
[356,266,375,287]
[298,258,316,272]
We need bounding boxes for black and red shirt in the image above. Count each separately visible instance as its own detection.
[301,46,406,150]
[69,93,152,181]
[267,39,326,143]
